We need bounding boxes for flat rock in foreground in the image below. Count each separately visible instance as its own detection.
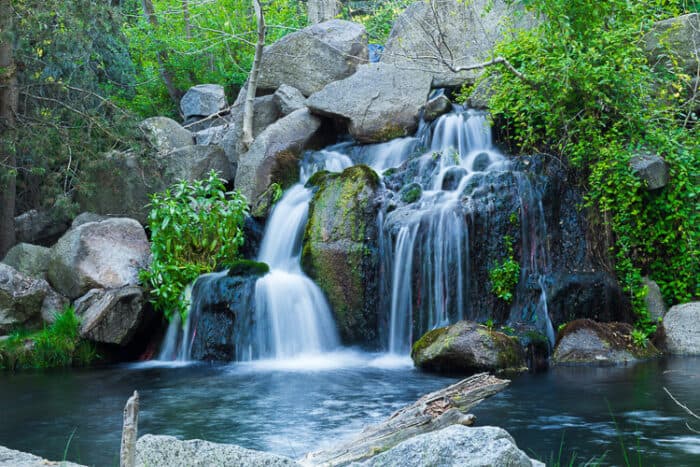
[0,444,85,467]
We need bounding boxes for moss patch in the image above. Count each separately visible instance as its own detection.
[400,182,422,204]
[411,326,450,359]
[225,259,270,277]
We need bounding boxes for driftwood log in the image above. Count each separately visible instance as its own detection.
[120,390,139,467]
[301,372,509,466]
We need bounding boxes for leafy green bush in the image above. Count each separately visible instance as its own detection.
[140,171,249,321]
[489,236,521,303]
[0,307,97,371]
[341,0,413,43]
[470,0,699,336]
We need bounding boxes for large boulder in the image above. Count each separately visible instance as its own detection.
[352,425,542,467]
[273,84,306,116]
[1,243,51,280]
[663,302,700,355]
[257,19,368,96]
[382,0,535,87]
[235,108,322,204]
[423,94,452,121]
[135,435,299,467]
[77,286,146,346]
[302,165,381,346]
[0,445,85,467]
[645,13,700,77]
[629,153,669,190]
[412,321,526,375]
[47,218,151,299]
[307,63,432,143]
[14,207,72,246]
[552,319,659,365]
[161,145,233,183]
[139,117,193,154]
[0,264,65,334]
[180,84,227,121]
[188,263,269,361]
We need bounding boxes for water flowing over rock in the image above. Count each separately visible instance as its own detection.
[180,84,227,121]
[257,19,368,96]
[235,108,322,204]
[382,0,535,87]
[77,286,146,346]
[47,218,151,299]
[663,302,700,355]
[302,165,381,346]
[552,320,659,365]
[423,94,452,121]
[411,321,526,376]
[1,243,51,280]
[348,425,542,467]
[139,116,194,154]
[135,435,299,467]
[307,63,432,143]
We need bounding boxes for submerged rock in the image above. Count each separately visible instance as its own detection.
[47,218,151,299]
[135,434,299,467]
[302,165,381,346]
[350,424,542,467]
[1,243,51,280]
[552,319,660,365]
[307,62,432,143]
[412,321,526,375]
[257,19,368,96]
[663,302,700,355]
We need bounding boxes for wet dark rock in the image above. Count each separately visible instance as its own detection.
[441,166,467,190]
[423,95,452,121]
[400,182,422,204]
[412,320,526,376]
[302,165,381,346]
[552,319,660,365]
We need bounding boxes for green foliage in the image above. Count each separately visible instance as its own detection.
[120,0,307,117]
[471,0,699,336]
[0,307,97,371]
[140,171,249,321]
[630,329,650,349]
[489,235,521,303]
[341,0,413,43]
[483,318,495,331]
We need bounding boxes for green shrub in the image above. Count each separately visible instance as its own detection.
[469,0,699,336]
[489,235,521,303]
[0,307,97,371]
[140,170,249,321]
[341,0,413,43]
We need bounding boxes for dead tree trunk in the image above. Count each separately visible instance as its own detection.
[308,0,340,24]
[0,0,17,257]
[301,372,509,466]
[241,0,266,150]
[120,390,140,467]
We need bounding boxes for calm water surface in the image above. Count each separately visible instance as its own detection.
[1,353,698,466]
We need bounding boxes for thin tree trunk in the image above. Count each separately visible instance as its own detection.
[120,390,139,467]
[140,0,183,106]
[0,0,17,257]
[241,0,266,150]
[182,0,192,40]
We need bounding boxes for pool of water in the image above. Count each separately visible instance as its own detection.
[1,353,698,466]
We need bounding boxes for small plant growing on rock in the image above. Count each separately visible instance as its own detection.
[489,236,520,303]
[140,171,248,321]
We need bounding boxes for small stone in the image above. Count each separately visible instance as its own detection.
[423,94,452,121]
[629,153,669,190]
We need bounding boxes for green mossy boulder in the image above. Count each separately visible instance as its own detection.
[302,165,381,346]
[411,320,526,376]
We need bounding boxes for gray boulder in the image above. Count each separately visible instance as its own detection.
[645,13,700,77]
[161,145,233,183]
[180,84,227,120]
[0,445,85,467]
[235,108,321,203]
[135,434,300,467]
[307,63,431,143]
[643,277,667,321]
[630,153,669,190]
[552,319,660,365]
[257,19,368,96]
[48,218,151,299]
[2,243,51,280]
[411,320,526,376]
[139,117,193,154]
[77,286,146,346]
[195,125,228,146]
[273,84,306,116]
[0,264,65,333]
[71,212,109,228]
[14,207,72,246]
[350,425,542,467]
[382,0,535,87]
[664,302,700,355]
[423,94,452,121]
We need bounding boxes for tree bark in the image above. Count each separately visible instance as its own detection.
[301,373,509,466]
[140,0,183,106]
[120,390,139,467]
[0,0,17,257]
[182,0,192,40]
[241,0,265,150]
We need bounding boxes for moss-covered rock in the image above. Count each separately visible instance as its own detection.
[225,260,270,277]
[552,319,660,366]
[400,182,422,204]
[302,165,381,346]
[411,320,526,376]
